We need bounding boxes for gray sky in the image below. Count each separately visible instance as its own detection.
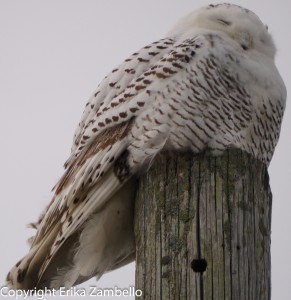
[0,1,290,299]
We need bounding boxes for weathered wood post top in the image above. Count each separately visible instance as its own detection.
[135,149,271,300]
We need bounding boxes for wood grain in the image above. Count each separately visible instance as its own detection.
[134,149,271,300]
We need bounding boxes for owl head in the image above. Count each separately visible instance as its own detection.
[168,3,276,59]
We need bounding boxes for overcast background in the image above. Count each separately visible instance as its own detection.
[0,1,290,299]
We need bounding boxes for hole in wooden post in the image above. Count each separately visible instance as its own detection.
[191,258,207,273]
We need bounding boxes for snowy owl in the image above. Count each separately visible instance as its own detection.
[7,3,286,290]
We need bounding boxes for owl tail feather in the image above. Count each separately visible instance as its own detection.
[6,173,136,291]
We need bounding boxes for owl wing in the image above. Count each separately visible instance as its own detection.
[30,38,178,245]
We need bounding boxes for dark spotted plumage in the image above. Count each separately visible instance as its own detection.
[7,3,286,291]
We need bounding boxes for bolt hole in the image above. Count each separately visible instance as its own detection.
[191,258,207,273]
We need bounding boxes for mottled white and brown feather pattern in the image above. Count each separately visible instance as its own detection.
[7,3,286,290]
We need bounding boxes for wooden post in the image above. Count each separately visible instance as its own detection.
[134,149,271,300]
